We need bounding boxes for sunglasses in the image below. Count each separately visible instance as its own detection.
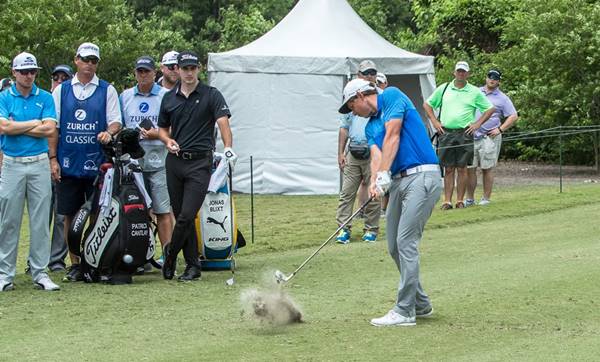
[166,64,177,71]
[360,69,377,76]
[17,69,38,76]
[80,56,99,64]
[52,74,70,82]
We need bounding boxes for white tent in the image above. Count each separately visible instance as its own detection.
[208,0,436,195]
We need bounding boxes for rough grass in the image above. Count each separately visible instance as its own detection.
[1,184,599,361]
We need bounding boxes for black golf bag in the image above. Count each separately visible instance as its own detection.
[68,129,156,284]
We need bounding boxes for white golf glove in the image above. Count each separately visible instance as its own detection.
[223,147,238,169]
[375,170,392,196]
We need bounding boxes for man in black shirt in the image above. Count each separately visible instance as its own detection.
[158,51,236,281]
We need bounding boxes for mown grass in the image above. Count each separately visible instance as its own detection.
[1,184,599,361]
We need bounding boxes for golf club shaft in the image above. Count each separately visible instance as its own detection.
[286,196,376,281]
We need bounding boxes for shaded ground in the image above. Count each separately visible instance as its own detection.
[489,161,600,186]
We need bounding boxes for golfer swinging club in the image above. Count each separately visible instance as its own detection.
[339,78,442,326]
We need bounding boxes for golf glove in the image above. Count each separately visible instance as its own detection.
[375,170,392,196]
[224,147,238,169]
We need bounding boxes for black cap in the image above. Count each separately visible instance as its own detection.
[52,64,73,78]
[135,56,156,71]
[177,51,199,67]
[487,69,502,80]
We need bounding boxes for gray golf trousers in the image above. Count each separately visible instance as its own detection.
[0,155,52,282]
[386,170,442,317]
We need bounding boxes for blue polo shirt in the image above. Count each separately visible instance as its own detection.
[0,83,56,157]
[365,87,438,176]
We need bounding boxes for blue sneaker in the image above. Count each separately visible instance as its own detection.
[336,229,351,244]
[362,232,377,243]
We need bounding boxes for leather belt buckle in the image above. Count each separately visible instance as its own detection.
[181,152,193,160]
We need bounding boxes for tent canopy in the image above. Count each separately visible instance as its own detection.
[208,0,436,194]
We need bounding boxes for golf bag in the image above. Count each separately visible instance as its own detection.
[195,155,245,270]
[68,129,156,284]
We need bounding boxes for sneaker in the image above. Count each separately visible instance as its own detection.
[49,263,67,272]
[464,199,475,207]
[34,275,60,291]
[416,306,434,318]
[479,198,491,206]
[335,228,351,244]
[370,310,416,327]
[440,202,453,210]
[63,264,83,282]
[156,255,164,267]
[362,231,377,243]
[0,280,15,292]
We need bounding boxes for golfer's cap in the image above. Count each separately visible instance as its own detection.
[12,52,42,70]
[135,55,156,71]
[339,78,376,114]
[77,42,100,59]
[358,60,377,73]
[455,61,470,72]
[177,51,199,67]
[161,51,179,65]
[376,72,387,85]
[487,69,502,80]
[52,64,73,77]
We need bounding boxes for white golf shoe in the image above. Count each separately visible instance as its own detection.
[370,310,416,327]
[34,275,60,291]
[0,279,15,292]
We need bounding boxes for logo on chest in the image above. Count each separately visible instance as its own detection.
[139,102,150,113]
[75,109,87,121]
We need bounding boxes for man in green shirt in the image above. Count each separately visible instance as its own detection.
[424,61,495,210]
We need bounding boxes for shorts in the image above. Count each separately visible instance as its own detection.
[143,169,171,214]
[472,135,502,169]
[438,127,474,168]
[57,176,95,216]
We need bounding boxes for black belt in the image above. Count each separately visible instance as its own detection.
[173,150,212,160]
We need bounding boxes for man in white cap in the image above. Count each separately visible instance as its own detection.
[424,61,495,210]
[0,52,60,291]
[159,51,179,90]
[339,78,442,326]
[335,60,381,244]
[49,42,122,282]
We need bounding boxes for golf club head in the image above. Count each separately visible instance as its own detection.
[274,270,288,284]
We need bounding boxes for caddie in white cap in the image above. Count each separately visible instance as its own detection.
[423,60,495,211]
[159,51,180,90]
[0,51,61,291]
[338,69,443,327]
[49,42,123,282]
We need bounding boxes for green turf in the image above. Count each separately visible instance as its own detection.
[1,184,599,361]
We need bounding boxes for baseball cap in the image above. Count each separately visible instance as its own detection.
[76,42,100,59]
[177,51,200,67]
[135,56,156,71]
[339,78,376,114]
[455,61,470,72]
[12,52,42,70]
[161,51,179,65]
[376,72,387,85]
[52,64,73,77]
[358,60,377,74]
[487,69,502,80]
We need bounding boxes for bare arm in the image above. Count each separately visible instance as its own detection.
[489,114,519,137]
[97,122,122,144]
[466,107,496,135]
[0,118,41,135]
[159,127,179,153]
[380,119,402,172]
[423,102,444,134]
[216,116,232,148]
[368,145,382,198]
[338,128,348,170]
[48,127,60,181]
[24,119,57,138]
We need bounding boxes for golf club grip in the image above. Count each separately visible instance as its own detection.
[287,196,375,279]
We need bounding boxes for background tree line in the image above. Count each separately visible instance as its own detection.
[1,0,598,164]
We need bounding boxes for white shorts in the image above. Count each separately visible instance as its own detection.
[472,135,502,169]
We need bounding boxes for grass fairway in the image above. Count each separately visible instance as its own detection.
[1,184,600,361]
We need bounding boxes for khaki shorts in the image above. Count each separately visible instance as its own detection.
[472,135,502,169]
[143,169,171,214]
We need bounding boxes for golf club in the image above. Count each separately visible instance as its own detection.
[274,195,376,284]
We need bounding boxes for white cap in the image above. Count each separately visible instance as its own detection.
[161,51,179,65]
[77,42,100,59]
[455,61,470,72]
[376,72,387,85]
[358,59,377,73]
[339,79,376,114]
[12,52,42,70]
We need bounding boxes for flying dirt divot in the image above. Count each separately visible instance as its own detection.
[240,273,303,325]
